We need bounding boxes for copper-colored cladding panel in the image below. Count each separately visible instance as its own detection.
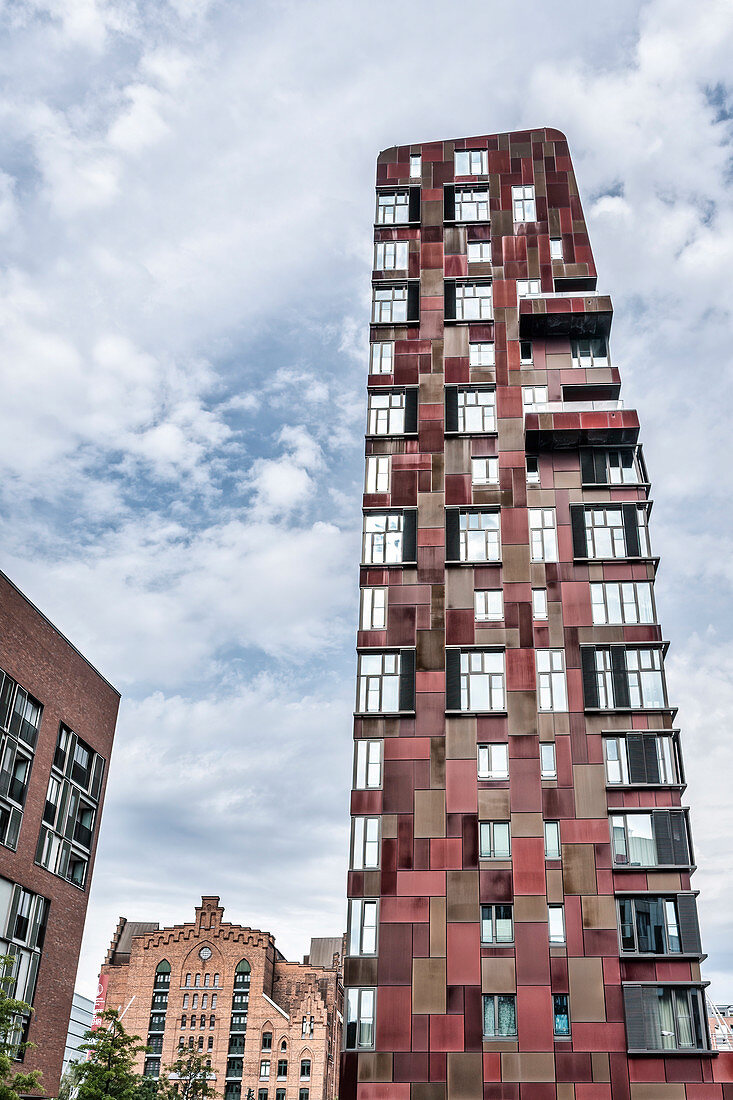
[342,129,733,1099]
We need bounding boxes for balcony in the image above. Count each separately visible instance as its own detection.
[518,292,613,338]
[525,402,640,450]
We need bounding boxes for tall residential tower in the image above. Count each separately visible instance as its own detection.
[342,129,731,1100]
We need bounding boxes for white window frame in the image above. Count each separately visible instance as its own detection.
[544,820,561,859]
[550,238,563,260]
[467,241,491,264]
[482,993,517,1038]
[460,650,506,712]
[548,904,566,944]
[526,456,540,484]
[475,589,503,622]
[459,511,500,562]
[347,899,378,956]
[409,154,421,179]
[536,649,568,712]
[455,150,488,176]
[468,342,494,368]
[360,587,387,631]
[480,904,514,944]
[455,282,493,321]
[479,820,511,860]
[372,286,407,323]
[471,457,498,486]
[457,388,496,433]
[351,816,380,870]
[512,185,536,222]
[571,337,608,369]
[626,648,666,709]
[365,455,390,494]
[517,278,541,298]
[362,513,403,565]
[590,582,655,625]
[532,588,548,621]
[367,392,405,435]
[345,988,375,1050]
[370,342,394,375]
[354,740,382,789]
[356,652,400,712]
[540,743,557,779]
[374,241,408,271]
[477,743,509,780]
[522,386,548,413]
[603,734,677,786]
[376,192,408,225]
[529,508,558,562]
[455,187,490,221]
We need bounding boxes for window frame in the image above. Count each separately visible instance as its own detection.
[477,743,509,781]
[482,993,517,1038]
[480,903,514,945]
[479,820,511,860]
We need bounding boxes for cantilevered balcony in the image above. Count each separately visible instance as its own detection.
[518,291,613,338]
[525,400,639,450]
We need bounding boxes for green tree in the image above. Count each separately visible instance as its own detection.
[58,1060,85,1100]
[156,1050,217,1100]
[76,1009,147,1100]
[0,953,42,1100]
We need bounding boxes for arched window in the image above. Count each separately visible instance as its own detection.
[214,973,220,987]
[234,960,251,990]
[190,1016,196,1029]
[192,994,198,1009]
[198,1037,204,1051]
[280,1040,287,1052]
[204,973,210,987]
[185,973,191,987]
[180,1015,186,1028]
[200,1014,206,1028]
[211,994,217,1008]
[154,960,171,989]
[210,1014,215,1029]
[202,994,208,1008]
[262,1032,272,1051]
[183,994,189,1008]
[195,973,201,987]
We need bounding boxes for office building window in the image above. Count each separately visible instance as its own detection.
[579,506,651,559]
[362,513,405,565]
[584,647,666,710]
[367,391,406,435]
[469,342,494,367]
[455,187,490,221]
[467,241,491,264]
[529,508,558,562]
[457,388,496,432]
[365,455,390,494]
[351,817,380,870]
[477,743,509,780]
[540,743,557,779]
[610,811,690,868]
[410,155,421,178]
[590,582,654,625]
[480,904,514,944]
[356,653,400,712]
[623,985,708,1052]
[455,150,488,175]
[376,192,408,225]
[475,590,503,622]
[471,457,499,486]
[460,650,505,711]
[360,587,387,631]
[483,994,517,1037]
[345,988,375,1049]
[458,512,500,562]
[479,821,511,860]
[603,734,678,786]
[536,650,568,712]
[348,898,378,956]
[374,241,408,271]
[370,341,394,375]
[512,185,536,221]
[532,588,548,620]
[544,820,561,859]
[371,285,407,323]
[455,282,493,320]
[354,740,382,789]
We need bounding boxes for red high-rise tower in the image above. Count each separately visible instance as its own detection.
[341,129,732,1100]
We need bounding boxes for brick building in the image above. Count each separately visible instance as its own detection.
[341,129,733,1100]
[0,570,119,1096]
[98,897,343,1100]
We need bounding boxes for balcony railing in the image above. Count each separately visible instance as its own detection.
[525,400,624,414]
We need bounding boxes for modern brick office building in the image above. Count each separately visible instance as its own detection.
[0,570,119,1095]
[342,129,733,1100]
[99,897,343,1100]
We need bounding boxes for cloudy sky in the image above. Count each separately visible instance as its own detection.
[1,0,733,1001]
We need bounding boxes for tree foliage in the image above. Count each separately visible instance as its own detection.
[76,1009,148,1100]
[0,953,42,1100]
[157,1050,217,1100]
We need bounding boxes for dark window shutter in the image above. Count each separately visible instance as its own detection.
[581,648,599,709]
[626,734,647,783]
[643,736,660,784]
[444,185,455,221]
[595,450,608,484]
[407,282,420,323]
[579,449,595,485]
[445,387,458,433]
[611,647,630,709]
[670,811,691,866]
[641,986,662,1049]
[402,510,417,563]
[652,810,674,866]
[445,649,461,711]
[444,280,456,321]
[622,504,641,557]
[409,186,421,223]
[399,649,415,712]
[623,986,646,1051]
[677,894,702,955]
[570,505,587,559]
[445,509,460,562]
[404,389,418,434]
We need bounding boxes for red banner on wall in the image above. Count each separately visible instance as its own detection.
[91,974,108,1031]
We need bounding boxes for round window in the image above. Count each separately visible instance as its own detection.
[199,946,212,961]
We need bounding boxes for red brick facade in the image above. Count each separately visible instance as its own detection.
[99,897,342,1100]
[0,570,119,1096]
[341,130,733,1100]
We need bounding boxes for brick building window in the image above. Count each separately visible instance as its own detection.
[276,1060,287,1079]
[299,1091,309,1100]
[300,1059,311,1079]
[261,1032,272,1050]
[301,1016,314,1038]
[260,1061,270,1079]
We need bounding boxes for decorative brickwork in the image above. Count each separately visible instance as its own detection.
[341,129,733,1100]
[99,898,342,1100]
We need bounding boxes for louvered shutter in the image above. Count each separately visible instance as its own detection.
[652,810,674,865]
[445,387,458,433]
[407,282,420,322]
[445,649,461,711]
[444,280,456,321]
[641,986,663,1050]
[445,509,460,562]
[611,647,630,708]
[570,505,587,558]
[402,511,417,563]
[579,449,595,484]
[622,503,641,557]
[677,894,702,954]
[594,450,608,484]
[626,734,647,783]
[91,755,105,801]
[643,736,660,783]
[404,390,418,434]
[444,185,456,221]
[399,649,416,712]
[581,648,599,709]
[408,186,421,223]
[670,810,691,866]
[623,985,647,1051]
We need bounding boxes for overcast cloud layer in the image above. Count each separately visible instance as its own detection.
[0,0,732,1000]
